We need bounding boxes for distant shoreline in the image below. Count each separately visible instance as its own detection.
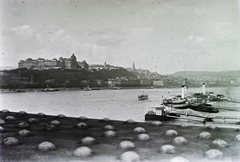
[1,85,239,93]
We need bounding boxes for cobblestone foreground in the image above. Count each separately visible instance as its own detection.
[0,110,240,162]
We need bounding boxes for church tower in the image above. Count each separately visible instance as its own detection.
[132,61,136,72]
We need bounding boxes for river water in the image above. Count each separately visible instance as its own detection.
[1,87,240,122]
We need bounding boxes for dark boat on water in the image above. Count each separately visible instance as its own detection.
[145,105,179,121]
[199,106,219,113]
[138,93,148,100]
[189,103,219,113]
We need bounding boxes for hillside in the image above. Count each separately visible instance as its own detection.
[173,70,240,78]
[1,68,139,89]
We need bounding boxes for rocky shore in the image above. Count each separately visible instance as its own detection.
[0,109,240,162]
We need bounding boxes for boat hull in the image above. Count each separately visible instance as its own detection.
[163,103,189,109]
[41,88,59,92]
[187,103,219,113]
[163,98,189,109]
[138,94,148,100]
[189,106,219,113]
[139,97,148,100]
[145,114,178,121]
[207,101,240,111]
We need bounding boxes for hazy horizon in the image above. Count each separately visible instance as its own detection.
[1,0,240,74]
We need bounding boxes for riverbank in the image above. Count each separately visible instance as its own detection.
[1,110,240,162]
[1,85,237,93]
[0,87,146,93]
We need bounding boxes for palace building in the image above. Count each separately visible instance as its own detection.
[18,54,88,70]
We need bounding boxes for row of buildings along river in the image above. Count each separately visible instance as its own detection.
[1,54,167,89]
[1,53,240,89]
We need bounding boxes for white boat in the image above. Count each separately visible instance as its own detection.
[83,85,91,91]
[162,95,189,109]
[41,88,59,92]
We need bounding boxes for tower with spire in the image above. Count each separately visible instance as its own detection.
[132,61,136,72]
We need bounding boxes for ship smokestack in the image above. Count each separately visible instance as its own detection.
[184,85,187,95]
[181,85,185,98]
[202,83,206,95]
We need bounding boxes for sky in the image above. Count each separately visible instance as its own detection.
[0,0,240,74]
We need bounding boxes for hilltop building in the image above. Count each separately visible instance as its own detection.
[18,54,89,70]
[126,62,136,72]
[18,54,123,71]
[77,60,89,70]
[89,62,123,71]
[126,62,150,74]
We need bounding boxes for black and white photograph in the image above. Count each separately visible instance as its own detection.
[0,0,240,161]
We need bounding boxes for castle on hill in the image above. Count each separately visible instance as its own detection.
[18,54,123,71]
[18,53,88,70]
